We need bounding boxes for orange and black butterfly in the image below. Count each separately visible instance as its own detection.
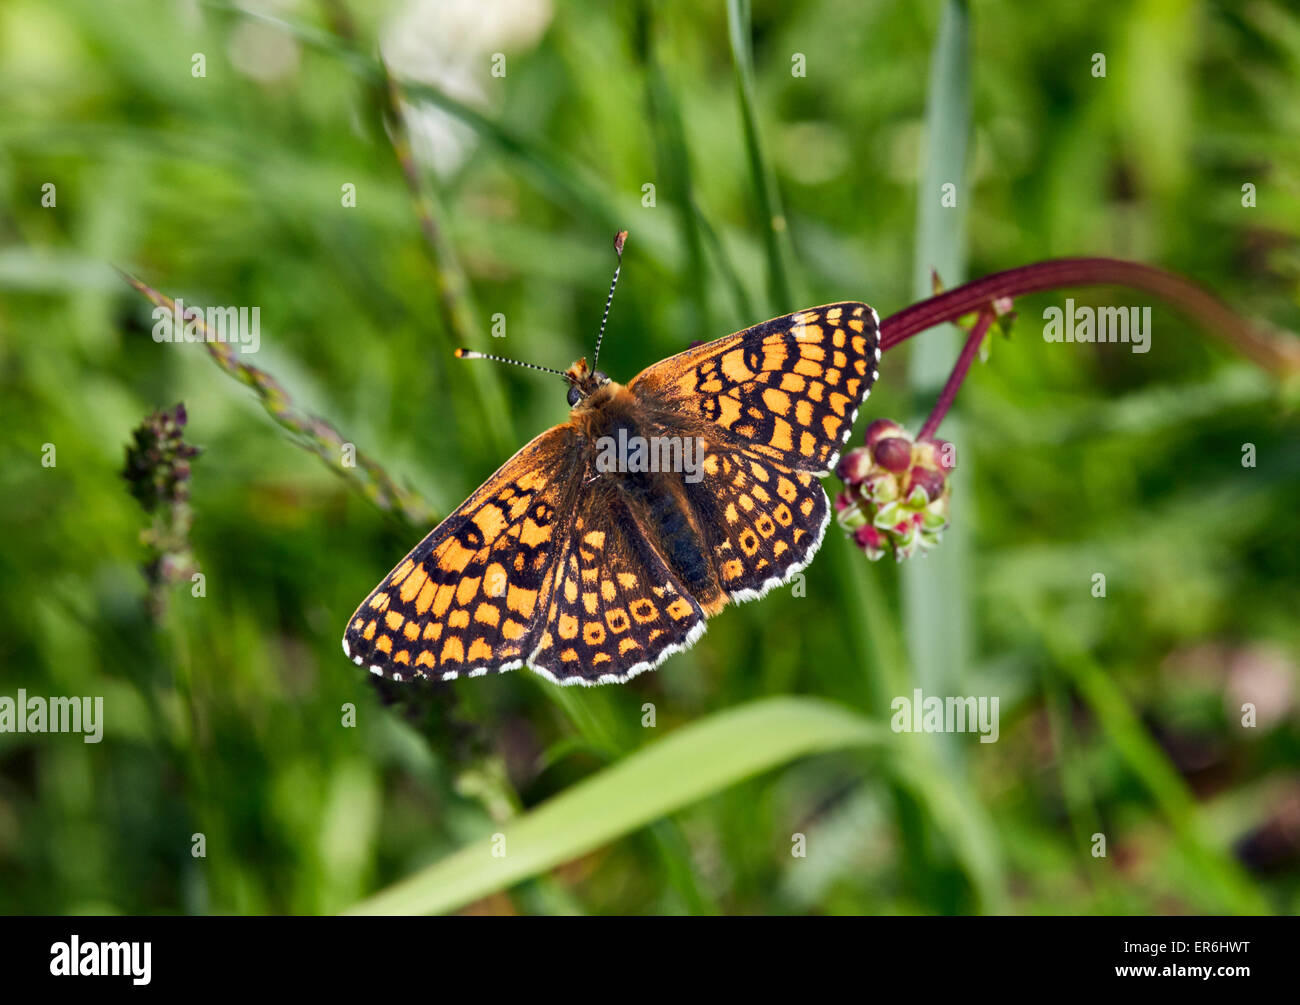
[343,232,881,686]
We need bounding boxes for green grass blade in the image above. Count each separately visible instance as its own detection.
[636,3,710,342]
[693,200,756,323]
[1049,636,1272,915]
[890,0,1006,912]
[911,0,972,307]
[348,697,887,914]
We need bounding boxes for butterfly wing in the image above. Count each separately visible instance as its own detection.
[628,302,881,474]
[528,478,707,685]
[680,436,830,603]
[527,423,836,685]
[342,425,584,681]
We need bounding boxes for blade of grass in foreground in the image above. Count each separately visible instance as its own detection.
[349,696,1007,915]
[348,697,887,915]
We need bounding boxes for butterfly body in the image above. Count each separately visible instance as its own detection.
[570,379,728,615]
[344,301,881,686]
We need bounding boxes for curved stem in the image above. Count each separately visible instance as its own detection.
[878,257,1300,377]
[918,310,993,441]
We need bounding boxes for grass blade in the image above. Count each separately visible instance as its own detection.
[348,697,886,914]
[1046,633,1272,914]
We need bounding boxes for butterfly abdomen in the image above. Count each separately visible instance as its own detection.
[616,465,714,596]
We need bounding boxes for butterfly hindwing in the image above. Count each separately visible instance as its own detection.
[628,302,881,474]
[529,481,706,684]
[680,439,831,602]
[342,426,582,681]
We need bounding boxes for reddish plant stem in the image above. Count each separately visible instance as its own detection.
[917,310,994,441]
[877,257,1300,376]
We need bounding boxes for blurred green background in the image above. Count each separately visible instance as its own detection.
[2,0,1299,916]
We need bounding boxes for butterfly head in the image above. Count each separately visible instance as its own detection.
[565,357,610,408]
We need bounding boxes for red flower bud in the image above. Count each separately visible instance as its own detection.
[835,447,873,485]
[854,525,883,551]
[873,436,912,472]
[864,418,903,448]
[839,417,952,563]
[907,466,946,501]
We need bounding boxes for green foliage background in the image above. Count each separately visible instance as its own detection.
[2,0,1299,915]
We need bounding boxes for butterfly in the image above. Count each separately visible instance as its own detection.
[343,233,881,686]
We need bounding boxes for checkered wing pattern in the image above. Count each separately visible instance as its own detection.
[683,438,831,601]
[342,426,582,681]
[629,302,881,474]
[529,482,706,685]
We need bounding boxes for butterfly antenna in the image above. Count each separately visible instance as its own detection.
[454,348,569,379]
[591,229,627,369]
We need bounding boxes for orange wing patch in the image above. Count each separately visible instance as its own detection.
[681,439,831,603]
[628,302,881,474]
[343,426,582,682]
[528,485,706,684]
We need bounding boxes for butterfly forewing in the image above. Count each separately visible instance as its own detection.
[628,302,881,474]
[343,426,582,680]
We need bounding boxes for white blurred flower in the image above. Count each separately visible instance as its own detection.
[381,0,553,176]
[1225,645,1296,733]
[228,1,302,84]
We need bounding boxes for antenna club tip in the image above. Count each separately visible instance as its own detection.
[454,347,470,358]
[614,229,628,255]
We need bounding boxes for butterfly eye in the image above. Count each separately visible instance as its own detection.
[567,385,581,407]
